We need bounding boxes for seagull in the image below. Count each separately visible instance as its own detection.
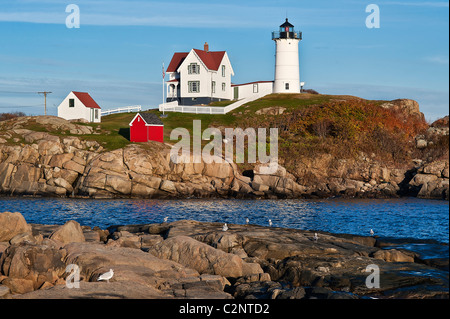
[268,219,273,227]
[98,269,114,283]
[370,229,375,237]
[313,233,319,241]
[246,217,249,225]
[163,216,168,223]
[222,223,228,232]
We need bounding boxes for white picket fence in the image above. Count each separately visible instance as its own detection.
[158,93,268,115]
[101,105,142,116]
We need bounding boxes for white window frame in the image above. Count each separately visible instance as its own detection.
[188,81,200,93]
[212,81,216,94]
[222,65,226,77]
[188,63,200,75]
[222,83,226,92]
[253,83,259,93]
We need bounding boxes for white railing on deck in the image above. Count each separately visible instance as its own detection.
[158,93,268,115]
[101,105,142,116]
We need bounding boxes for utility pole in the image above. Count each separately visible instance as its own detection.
[37,91,52,115]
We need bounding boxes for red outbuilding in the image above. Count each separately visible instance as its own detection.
[129,113,164,143]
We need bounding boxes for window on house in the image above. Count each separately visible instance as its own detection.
[212,81,216,94]
[222,65,226,77]
[285,83,290,90]
[188,63,200,74]
[222,83,226,91]
[253,83,259,93]
[95,109,99,119]
[188,81,200,93]
[69,99,75,108]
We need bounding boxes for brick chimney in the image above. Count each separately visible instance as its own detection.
[204,42,209,52]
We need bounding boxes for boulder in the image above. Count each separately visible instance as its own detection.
[372,249,415,263]
[49,220,85,245]
[380,99,425,120]
[63,242,200,287]
[149,236,251,278]
[0,243,67,291]
[0,212,31,242]
[105,175,132,195]
[48,153,74,168]
[160,180,177,193]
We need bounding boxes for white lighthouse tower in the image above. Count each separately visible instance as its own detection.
[272,19,302,94]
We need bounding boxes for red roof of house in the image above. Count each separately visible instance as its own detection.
[72,91,101,109]
[166,52,189,73]
[193,49,225,71]
[166,49,226,73]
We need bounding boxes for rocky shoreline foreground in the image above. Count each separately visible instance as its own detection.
[0,211,448,299]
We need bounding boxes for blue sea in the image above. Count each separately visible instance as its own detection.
[0,197,448,244]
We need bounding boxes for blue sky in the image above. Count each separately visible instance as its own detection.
[0,0,448,121]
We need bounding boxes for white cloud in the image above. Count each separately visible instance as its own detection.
[381,1,449,7]
[0,1,361,28]
[424,55,450,65]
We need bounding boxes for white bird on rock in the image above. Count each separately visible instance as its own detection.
[98,269,114,283]
[163,216,168,223]
[269,219,273,227]
[222,223,228,232]
[370,229,375,236]
[246,218,249,225]
[313,233,319,241]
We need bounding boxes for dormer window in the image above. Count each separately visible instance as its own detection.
[188,63,200,74]
[222,65,226,77]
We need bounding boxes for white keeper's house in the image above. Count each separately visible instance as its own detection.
[166,42,234,106]
[57,91,102,123]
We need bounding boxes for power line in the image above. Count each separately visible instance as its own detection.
[0,105,43,109]
[0,91,38,94]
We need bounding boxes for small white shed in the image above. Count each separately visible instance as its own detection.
[57,91,101,123]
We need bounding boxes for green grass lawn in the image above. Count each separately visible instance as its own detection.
[81,93,369,151]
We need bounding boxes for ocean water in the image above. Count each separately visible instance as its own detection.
[0,197,448,244]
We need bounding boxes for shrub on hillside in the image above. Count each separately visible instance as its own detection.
[0,112,26,122]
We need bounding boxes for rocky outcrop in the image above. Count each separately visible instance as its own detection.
[406,161,449,200]
[149,235,263,278]
[380,99,425,121]
[0,115,448,200]
[0,213,447,299]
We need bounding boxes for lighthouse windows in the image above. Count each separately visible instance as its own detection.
[285,83,290,90]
